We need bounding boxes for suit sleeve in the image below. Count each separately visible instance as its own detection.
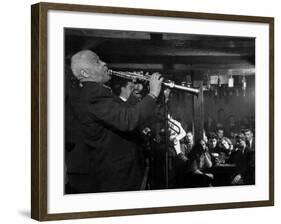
[88,90,156,131]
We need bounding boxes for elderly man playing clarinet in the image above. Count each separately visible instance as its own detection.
[67,50,163,193]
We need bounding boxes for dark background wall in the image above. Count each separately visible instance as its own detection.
[65,28,255,137]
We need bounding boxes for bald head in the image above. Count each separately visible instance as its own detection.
[70,50,110,83]
[71,50,97,78]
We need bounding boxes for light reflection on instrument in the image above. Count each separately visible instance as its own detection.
[108,70,200,95]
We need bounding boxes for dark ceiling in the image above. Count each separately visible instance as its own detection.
[65,28,255,80]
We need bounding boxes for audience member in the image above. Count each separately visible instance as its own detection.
[187,139,213,187]
[229,133,255,185]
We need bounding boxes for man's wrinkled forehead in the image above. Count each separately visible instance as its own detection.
[83,50,99,60]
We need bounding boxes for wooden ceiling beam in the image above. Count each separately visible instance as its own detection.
[100,55,254,64]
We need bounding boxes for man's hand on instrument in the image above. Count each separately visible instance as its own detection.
[149,73,163,98]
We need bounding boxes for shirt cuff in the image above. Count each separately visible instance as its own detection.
[148,93,157,100]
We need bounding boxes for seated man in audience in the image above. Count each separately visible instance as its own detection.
[243,129,255,152]
[208,133,220,154]
[243,128,255,182]
[229,133,255,185]
[217,127,225,142]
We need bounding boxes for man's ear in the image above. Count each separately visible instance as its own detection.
[80,69,90,78]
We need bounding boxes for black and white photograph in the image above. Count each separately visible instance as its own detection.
[64,28,256,194]
[30,2,274,220]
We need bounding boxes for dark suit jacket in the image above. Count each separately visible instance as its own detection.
[229,147,255,184]
[247,138,255,151]
[70,82,156,192]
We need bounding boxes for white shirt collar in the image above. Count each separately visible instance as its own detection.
[119,96,128,102]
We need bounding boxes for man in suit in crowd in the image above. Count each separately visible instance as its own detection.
[112,78,141,105]
[229,133,255,185]
[243,128,255,183]
[67,49,163,193]
[244,129,255,151]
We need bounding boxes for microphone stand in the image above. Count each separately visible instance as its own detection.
[163,88,171,189]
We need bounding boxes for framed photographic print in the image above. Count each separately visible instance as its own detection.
[31,2,274,221]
